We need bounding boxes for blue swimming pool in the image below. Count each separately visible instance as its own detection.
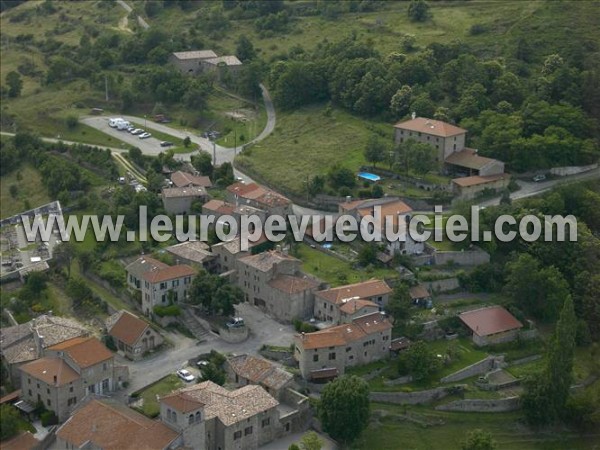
[358,172,381,182]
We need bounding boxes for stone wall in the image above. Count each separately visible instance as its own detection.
[369,385,465,405]
[550,163,598,176]
[432,249,490,266]
[440,356,504,383]
[218,325,248,343]
[435,396,521,412]
[422,278,460,293]
[383,375,413,386]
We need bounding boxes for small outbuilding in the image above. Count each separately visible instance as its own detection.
[459,306,523,347]
[106,310,164,360]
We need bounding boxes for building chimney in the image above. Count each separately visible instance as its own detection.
[411,112,416,120]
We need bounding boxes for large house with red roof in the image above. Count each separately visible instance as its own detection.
[226,181,293,216]
[19,337,127,422]
[313,279,391,326]
[294,312,392,380]
[126,256,196,316]
[394,116,509,199]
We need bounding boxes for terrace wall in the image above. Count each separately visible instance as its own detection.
[436,396,521,412]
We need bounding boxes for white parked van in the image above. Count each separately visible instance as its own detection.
[116,121,131,130]
[108,117,125,128]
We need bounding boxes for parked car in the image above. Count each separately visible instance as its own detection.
[177,369,195,382]
[196,360,209,368]
[160,141,174,147]
[227,317,245,328]
[139,132,152,139]
[532,174,546,182]
[126,126,135,132]
[130,128,143,135]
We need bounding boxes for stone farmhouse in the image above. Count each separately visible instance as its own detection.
[159,380,308,449]
[161,186,208,215]
[225,354,293,401]
[170,170,213,189]
[393,116,509,199]
[210,235,271,275]
[313,279,391,326]
[106,310,164,361]
[169,50,243,78]
[459,306,523,346]
[165,241,216,272]
[0,314,88,386]
[226,181,293,217]
[236,250,322,322]
[294,312,392,380]
[19,337,128,422]
[339,197,425,256]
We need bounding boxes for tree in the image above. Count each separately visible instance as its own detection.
[5,71,23,98]
[212,284,242,316]
[357,243,378,267]
[522,296,577,425]
[299,431,322,450]
[327,165,356,190]
[201,362,226,386]
[387,283,411,323]
[462,429,497,450]
[0,404,20,441]
[390,85,412,118]
[407,0,430,22]
[213,162,235,186]
[183,136,191,148]
[320,375,370,444]
[400,341,441,380]
[53,241,76,278]
[191,151,213,176]
[236,35,256,62]
[364,134,386,167]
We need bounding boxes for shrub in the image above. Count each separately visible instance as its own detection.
[153,304,181,317]
[469,24,488,35]
[40,410,58,426]
[65,115,78,129]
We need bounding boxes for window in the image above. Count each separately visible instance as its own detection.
[262,418,270,428]
[313,354,319,362]
[364,351,368,357]
[161,294,166,303]
[28,389,32,396]
[189,414,194,425]
[346,347,351,352]
[172,412,177,422]
[285,422,290,432]
[160,282,167,290]
[103,363,107,371]
[102,379,110,391]
[383,335,389,341]
[234,431,242,440]
[28,378,31,385]
[453,144,456,150]
[195,411,201,423]
[47,388,50,394]
[349,355,354,360]
[69,386,74,393]
[173,279,179,287]
[47,399,51,407]
[328,352,336,360]
[245,426,253,436]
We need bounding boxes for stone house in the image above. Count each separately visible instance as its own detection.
[451,173,511,200]
[313,279,391,326]
[55,399,179,449]
[202,199,267,230]
[106,310,164,361]
[19,337,127,422]
[294,312,392,380]
[160,381,283,450]
[170,170,213,189]
[141,264,196,316]
[338,197,425,256]
[165,241,216,272]
[125,256,168,291]
[225,354,293,401]
[161,186,208,215]
[237,250,322,322]
[0,315,88,387]
[459,306,523,347]
[210,235,271,275]
[169,50,218,75]
[226,182,293,217]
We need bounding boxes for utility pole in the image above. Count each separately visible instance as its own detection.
[105,75,109,102]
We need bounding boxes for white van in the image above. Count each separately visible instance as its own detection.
[109,117,125,128]
[116,121,131,130]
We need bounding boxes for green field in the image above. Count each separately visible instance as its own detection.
[296,243,397,287]
[132,374,184,418]
[237,104,389,196]
[355,403,597,450]
[0,165,50,218]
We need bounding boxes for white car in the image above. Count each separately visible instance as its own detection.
[177,369,195,382]
[196,360,209,368]
[139,132,152,139]
[130,128,143,135]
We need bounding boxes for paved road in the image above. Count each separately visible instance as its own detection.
[122,302,296,394]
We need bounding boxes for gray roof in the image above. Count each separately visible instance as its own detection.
[165,241,214,264]
[125,256,168,280]
[172,50,217,60]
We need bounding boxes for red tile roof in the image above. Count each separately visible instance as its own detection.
[56,400,179,450]
[161,391,205,413]
[459,306,523,337]
[142,264,196,284]
[108,311,150,347]
[48,337,113,369]
[0,432,38,450]
[19,357,80,386]
[394,117,467,137]
[445,148,499,170]
[316,279,392,305]
[170,170,213,188]
[268,275,320,294]
[339,299,379,315]
[409,284,430,300]
[227,182,290,208]
[202,199,235,215]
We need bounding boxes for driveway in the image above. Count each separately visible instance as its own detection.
[121,302,295,394]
